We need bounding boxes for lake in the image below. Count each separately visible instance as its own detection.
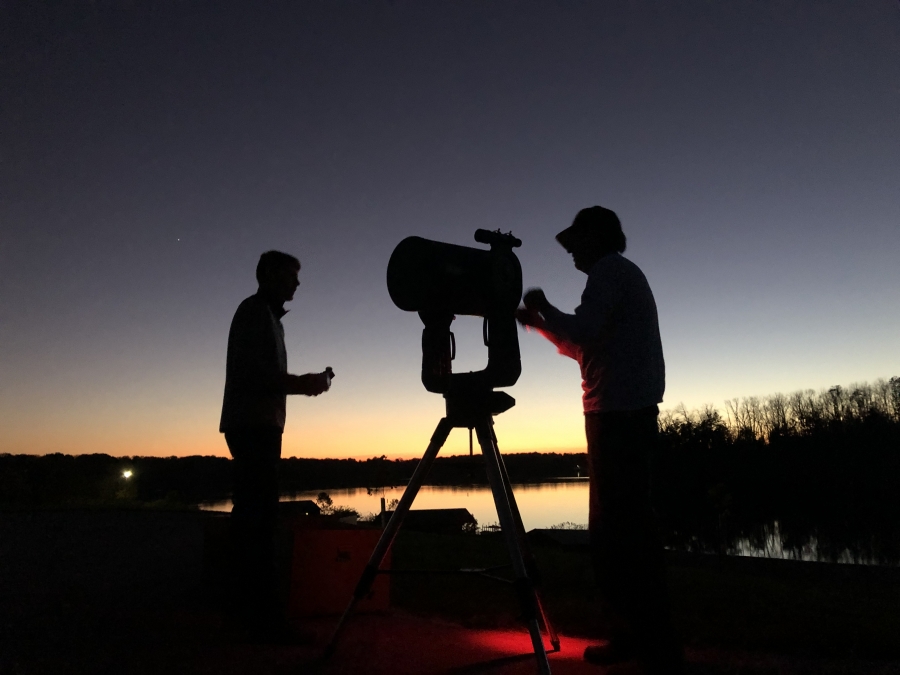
[200,479,591,531]
[200,479,891,564]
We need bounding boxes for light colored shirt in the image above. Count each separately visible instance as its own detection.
[540,253,665,413]
[220,293,289,431]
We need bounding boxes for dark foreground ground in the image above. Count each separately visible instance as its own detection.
[1,510,899,675]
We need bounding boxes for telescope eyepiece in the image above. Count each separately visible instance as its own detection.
[474,229,522,249]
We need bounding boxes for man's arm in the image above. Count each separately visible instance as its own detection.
[516,303,581,361]
[284,372,329,396]
[523,264,621,346]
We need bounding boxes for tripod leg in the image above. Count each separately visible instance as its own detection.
[491,425,561,652]
[324,417,454,657]
[475,419,552,675]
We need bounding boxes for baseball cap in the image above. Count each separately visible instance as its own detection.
[556,206,624,253]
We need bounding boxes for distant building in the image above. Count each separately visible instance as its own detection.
[385,508,477,534]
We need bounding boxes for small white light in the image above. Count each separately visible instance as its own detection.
[122,470,133,479]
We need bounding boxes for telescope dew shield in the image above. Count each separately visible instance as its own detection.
[387,236,522,317]
[386,234,523,394]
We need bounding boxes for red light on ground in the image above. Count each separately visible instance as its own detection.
[462,628,595,662]
[319,613,606,674]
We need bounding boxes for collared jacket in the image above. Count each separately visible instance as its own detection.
[540,253,665,413]
[220,293,289,431]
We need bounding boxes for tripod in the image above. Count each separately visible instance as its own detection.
[324,389,560,675]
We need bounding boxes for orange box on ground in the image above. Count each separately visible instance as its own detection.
[286,524,391,617]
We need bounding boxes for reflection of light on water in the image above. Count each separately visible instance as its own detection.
[199,480,591,531]
[198,484,877,564]
[731,521,882,566]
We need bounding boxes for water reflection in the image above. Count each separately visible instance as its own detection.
[200,479,591,531]
[200,481,895,565]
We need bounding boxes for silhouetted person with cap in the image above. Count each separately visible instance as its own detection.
[220,250,333,642]
[517,207,683,673]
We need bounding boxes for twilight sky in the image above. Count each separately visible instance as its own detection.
[2,1,898,459]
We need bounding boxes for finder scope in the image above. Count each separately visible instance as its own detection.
[474,228,522,248]
[386,230,523,395]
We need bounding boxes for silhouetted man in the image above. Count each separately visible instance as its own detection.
[220,250,333,641]
[516,207,683,673]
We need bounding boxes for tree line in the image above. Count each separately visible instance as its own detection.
[654,377,900,564]
[2,376,897,563]
[0,450,582,508]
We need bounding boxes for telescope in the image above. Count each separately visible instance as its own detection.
[328,229,560,674]
[387,229,523,399]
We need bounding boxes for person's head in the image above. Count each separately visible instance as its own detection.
[556,206,626,273]
[256,250,301,303]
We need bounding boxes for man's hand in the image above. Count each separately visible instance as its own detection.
[515,306,545,329]
[523,288,550,313]
[287,372,332,396]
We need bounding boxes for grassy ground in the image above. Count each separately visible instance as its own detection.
[390,531,900,661]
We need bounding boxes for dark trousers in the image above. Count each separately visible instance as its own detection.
[585,407,681,664]
[224,427,282,626]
